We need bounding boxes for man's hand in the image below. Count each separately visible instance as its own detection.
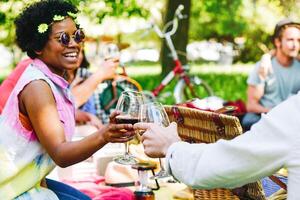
[134,122,181,158]
[258,53,273,81]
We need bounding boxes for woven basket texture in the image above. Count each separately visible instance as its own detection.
[164,105,266,200]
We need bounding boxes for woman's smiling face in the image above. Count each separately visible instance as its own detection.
[36,17,83,77]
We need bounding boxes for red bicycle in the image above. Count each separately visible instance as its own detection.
[142,5,214,103]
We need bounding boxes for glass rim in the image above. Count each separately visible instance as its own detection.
[141,101,163,106]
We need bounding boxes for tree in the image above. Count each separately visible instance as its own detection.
[188,0,300,63]
[160,0,191,77]
[0,0,149,67]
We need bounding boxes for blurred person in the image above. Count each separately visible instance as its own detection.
[242,19,300,131]
[0,58,32,113]
[0,1,134,199]
[134,90,300,199]
[67,49,116,130]
[0,50,117,117]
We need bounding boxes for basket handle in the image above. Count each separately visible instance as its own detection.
[269,175,287,190]
[215,106,237,115]
[171,106,184,124]
[212,113,225,135]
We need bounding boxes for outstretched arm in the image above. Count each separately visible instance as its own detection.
[135,95,298,189]
[19,80,135,167]
[167,102,294,189]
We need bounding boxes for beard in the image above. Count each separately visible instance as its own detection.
[279,44,299,58]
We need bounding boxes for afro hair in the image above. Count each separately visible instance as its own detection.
[15,0,78,58]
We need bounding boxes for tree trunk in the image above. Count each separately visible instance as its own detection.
[160,0,191,77]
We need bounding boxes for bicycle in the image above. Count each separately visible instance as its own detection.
[141,4,214,104]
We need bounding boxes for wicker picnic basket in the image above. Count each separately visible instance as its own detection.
[164,105,266,200]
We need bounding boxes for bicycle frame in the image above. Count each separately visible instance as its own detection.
[151,5,197,98]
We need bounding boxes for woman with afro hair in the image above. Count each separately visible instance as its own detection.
[0,0,135,199]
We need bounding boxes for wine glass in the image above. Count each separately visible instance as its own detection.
[114,90,144,165]
[101,43,120,60]
[139,102,170,179]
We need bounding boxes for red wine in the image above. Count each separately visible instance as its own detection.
[134,191,155,200]
[116,116,139,125]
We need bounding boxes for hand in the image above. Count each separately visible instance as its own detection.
[96,58,119,81]
[99,111,135,143]
[134,122,181,158]
[75,110,103,129]
[75,110,91,123]
[86,113,103,129]
[258,53,273,81]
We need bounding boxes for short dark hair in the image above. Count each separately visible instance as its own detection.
[14,0,78,58]
[272,18,300,44]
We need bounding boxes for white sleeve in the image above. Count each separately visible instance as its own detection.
[165,94,299,189]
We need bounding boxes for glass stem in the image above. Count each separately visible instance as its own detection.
[125,142,129,155]
[159,158,165,171]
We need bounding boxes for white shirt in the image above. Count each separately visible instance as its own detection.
[166,92,300,200]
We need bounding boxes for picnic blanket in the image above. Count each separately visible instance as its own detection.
[62,175,134,200]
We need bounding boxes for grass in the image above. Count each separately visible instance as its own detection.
[131,73,248,105]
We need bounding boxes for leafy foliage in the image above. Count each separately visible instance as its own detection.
[189,0,300,62]
[190,0,247,41]
[0,0,299,68]
[78,0,149,24]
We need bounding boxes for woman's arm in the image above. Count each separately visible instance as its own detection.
[72,58,118,107]
[19,80,134,167]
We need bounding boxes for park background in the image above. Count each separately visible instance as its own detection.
[0,0,299,104]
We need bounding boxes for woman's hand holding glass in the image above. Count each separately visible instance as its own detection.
[97,43,120,81]
[100,111,136,144]
[113,90,144,165]
[95,58,119,81]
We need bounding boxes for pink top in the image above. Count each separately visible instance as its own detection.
[2,58,75,141]
[0,58,75,199]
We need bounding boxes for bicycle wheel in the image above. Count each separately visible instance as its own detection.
[174,75,214,103]
[94,75,142,124]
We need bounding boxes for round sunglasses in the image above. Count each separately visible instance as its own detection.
[55,29,85,46]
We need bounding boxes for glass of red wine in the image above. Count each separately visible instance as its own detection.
[139,102,171,179]
[114,90,144,165]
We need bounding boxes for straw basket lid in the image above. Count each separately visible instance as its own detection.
[164,105,243,143]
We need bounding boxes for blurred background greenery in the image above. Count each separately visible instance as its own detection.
[0,0,299,103]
